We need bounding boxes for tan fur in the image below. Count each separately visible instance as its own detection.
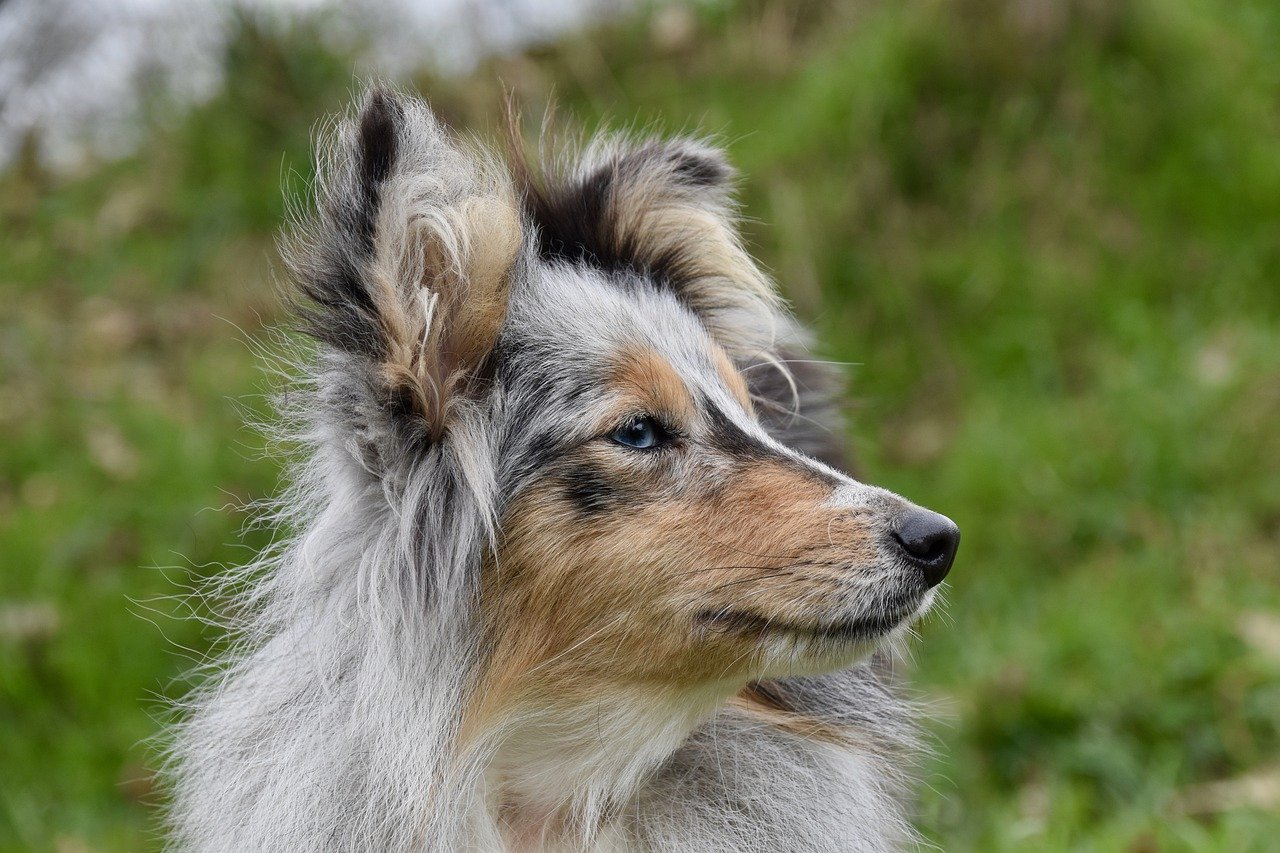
[469,456,879,734]
[610,346,698,425]
[601,164,781,359]
[377,170,523,436]
[610,179,772,305]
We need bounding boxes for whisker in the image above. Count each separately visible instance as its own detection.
[740,358,858,372]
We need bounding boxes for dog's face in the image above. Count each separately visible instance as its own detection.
[477,263,958,712]
[292,90,957,730]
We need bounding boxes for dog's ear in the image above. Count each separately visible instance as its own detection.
[287,88,523,452]
[521,136,856,470]
[523,137,781,362]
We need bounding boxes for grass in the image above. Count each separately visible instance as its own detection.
[1,0,1278,848]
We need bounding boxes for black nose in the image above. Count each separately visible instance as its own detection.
[892,508,960,588]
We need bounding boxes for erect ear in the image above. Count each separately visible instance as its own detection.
[521,136,783,362]
[287,88,523,443]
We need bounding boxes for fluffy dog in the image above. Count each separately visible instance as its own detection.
[166,88,959,852]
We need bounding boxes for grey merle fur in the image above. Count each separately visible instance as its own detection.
[164,87,926,851]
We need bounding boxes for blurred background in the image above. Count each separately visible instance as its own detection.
[1,0,1278,848]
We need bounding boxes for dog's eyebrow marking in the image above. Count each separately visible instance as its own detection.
[609,345,696,422]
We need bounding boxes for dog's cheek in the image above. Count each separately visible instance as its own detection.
[478,453,885,701]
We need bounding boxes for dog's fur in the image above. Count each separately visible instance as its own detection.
[165,88,949,851]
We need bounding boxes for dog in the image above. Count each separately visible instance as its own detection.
[165,87,959,851]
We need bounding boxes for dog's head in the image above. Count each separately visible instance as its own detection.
[289,89,958,729]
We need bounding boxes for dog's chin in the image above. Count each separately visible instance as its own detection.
[699,588,937,677]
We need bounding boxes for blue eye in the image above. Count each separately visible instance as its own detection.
[610,416,666,450]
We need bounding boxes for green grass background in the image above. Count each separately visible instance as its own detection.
[2,0,1278,848]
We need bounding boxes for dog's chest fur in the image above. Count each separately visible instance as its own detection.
[477,663,917,851]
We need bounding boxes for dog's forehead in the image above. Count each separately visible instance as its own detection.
[506,262,725,385]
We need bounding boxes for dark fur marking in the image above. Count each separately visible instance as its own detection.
[702,400,793,463]
[504,427,567,494]
[384,382,425,425]
[294,258,386,360]
[525,166,690,289]
[524,431,563,471]
[704,401,841,490]
[668,149,732,187]
[755,664,904,731]
[355,90,403,256]
[705,402,768,460]
[359,91,400,186]
[521,143,728,294]
[562,463,627,517]
[289,91,409,362]
[743,679,797,714]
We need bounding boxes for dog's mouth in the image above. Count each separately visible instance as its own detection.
[695,600,923,644]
